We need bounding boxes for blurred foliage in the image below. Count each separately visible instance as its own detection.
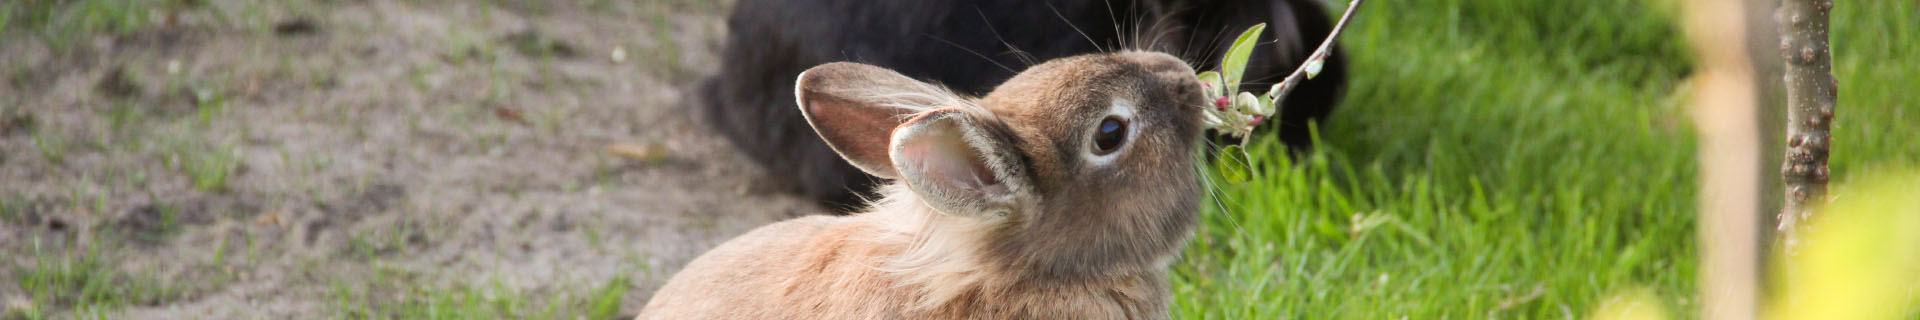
[1175,0,1917,318]
[1590,287,1673,320]
[1769,169,1920,320]
[1587,169,1920,320]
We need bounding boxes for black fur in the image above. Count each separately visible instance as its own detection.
[699,0,1349,212]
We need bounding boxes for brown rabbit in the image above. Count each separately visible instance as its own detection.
[639,51,1208,319]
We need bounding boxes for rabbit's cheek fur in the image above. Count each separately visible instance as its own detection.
[934,51,1209,279]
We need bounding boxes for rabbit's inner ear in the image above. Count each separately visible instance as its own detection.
[891,111,1016,218]
[799,92,909,179]
[796,62,963,179]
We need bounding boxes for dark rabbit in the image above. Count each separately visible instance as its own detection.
[699,0,1348,211]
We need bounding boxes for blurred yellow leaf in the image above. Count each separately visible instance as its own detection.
[1770,168,1920,320]
[1590,287,1671,320]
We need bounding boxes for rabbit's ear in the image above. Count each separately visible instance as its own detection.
[796,62,963,179]
[890,109,1021,217]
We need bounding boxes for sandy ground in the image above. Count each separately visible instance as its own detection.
[0,1,816,318]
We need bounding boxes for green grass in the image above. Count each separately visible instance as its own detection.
[11,242,188,319]
[1172,0,1918,318]
[1,0,155,52]
[173,143,240,193]
[31,130,68,165]
[1825,0,1920,177]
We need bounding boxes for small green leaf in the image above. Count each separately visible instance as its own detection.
[1304,58,1325,79]
[1218,145,1254,184]
[1234,91,1261,114]
[1220,23,1266,90]
[1196,71,1224,96]
[1201,110,1227,128]
[1247,92,1275,115]
[1264,83,1287,106]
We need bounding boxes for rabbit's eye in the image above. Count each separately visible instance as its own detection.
[1092,116,1128,155]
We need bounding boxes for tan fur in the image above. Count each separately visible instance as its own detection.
[640,52,1206,319]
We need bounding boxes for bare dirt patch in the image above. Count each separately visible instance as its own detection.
[1,0,810,317]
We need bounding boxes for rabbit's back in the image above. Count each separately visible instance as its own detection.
[635,215,877,319]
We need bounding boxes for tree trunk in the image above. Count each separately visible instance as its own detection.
[1775,0,1837,253]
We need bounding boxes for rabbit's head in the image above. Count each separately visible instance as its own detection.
[797,51,1208,277]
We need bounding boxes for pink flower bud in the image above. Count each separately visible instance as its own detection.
[1215,96,1229,111]
[1249,115,1266,126]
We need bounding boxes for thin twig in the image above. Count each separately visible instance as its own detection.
[1266,0,1365,100]
[1201,0,1368,138]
